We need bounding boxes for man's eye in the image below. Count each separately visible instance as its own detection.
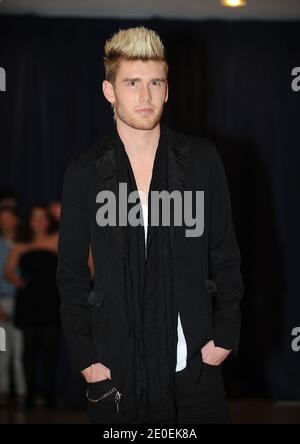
[127,81,136,86]
[152,81,161,86]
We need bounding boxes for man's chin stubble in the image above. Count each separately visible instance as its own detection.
[119,117,160,131]
[117,110,163,131]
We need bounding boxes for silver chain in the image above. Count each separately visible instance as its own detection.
[86,386,117,403]
[115,390,122,414]
[86,385,122,415]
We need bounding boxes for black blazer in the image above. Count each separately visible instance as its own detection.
[56,124,244,387]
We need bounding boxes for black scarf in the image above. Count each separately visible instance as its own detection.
[114,123,179,424]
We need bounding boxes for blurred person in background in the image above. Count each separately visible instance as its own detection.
[0,189,19,211]
[4,205,60,409]
[48,200,61,233]
[0,206,26,406]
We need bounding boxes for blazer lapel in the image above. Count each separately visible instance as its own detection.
[94,127,125,259]
[95,128,117,191]
[165,125,190,252]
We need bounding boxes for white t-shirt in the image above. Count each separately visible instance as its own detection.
[141,201,187,372]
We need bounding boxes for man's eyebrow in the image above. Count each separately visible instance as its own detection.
[122,77,166,83]
[151,78,167,82]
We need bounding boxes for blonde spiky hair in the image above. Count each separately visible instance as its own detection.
[103,26,168,84]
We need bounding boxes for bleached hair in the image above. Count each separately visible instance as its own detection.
[103,26,168,83]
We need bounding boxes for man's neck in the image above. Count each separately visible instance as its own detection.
[116,119,160,161]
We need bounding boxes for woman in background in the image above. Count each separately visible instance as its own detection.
[0,206,26,406]
[4,205,60,409]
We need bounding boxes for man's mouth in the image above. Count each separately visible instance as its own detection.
[136,107,154,113]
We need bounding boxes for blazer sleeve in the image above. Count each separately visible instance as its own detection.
[209,143,244,355]
[56,159,98,374]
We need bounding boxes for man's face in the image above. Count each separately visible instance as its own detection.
[103,59,168,131]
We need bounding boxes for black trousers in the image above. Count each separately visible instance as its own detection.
[87,362,231,424]
[175,363,231,424]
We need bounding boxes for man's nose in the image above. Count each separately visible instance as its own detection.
[139,84,151,102]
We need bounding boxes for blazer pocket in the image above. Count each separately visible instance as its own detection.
[88,289,104,308]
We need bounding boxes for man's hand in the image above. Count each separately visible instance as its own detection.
[201,340,231,366]
[81,362,111,383]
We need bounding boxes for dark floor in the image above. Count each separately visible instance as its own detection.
[229,399,300,424]
[1,399,300,424]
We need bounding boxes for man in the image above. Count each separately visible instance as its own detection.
[57,26,244,424]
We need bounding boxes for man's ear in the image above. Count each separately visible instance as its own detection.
[165,81,169,103]
[102,80,115,105]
